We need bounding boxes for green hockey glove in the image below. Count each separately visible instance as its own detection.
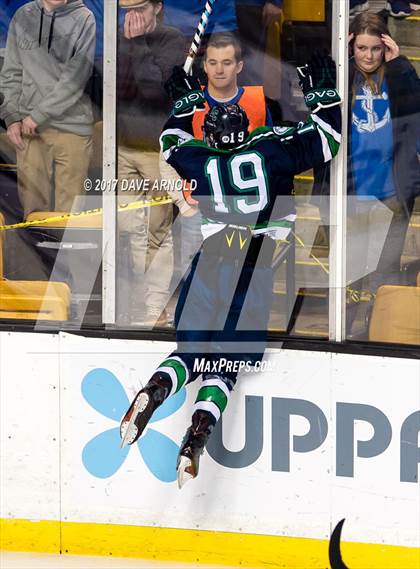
[165,65,206,116]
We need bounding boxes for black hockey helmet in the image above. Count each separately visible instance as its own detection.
[203,103,250,150]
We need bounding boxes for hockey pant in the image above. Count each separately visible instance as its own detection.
[148,243,274,425]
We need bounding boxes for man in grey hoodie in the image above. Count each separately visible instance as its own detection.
[0,0,96,217]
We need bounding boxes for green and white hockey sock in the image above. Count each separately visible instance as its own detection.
[155,356,190,397]
[193,375,231,423]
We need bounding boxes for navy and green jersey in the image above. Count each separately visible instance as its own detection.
[160,106,341,239]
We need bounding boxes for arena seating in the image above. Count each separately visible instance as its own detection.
[369,274,420,345]
[0,212,71,321]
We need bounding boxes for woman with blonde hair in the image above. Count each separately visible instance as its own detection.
[313,12,420,336]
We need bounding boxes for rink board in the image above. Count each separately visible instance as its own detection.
[0,331,419,568]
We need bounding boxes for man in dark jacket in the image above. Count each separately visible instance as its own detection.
[117,0,185,326]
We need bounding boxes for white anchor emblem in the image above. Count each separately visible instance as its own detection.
[353,85,390,134]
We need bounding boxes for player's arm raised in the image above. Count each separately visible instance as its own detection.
[159,66,206,173]
[274,53,342,174]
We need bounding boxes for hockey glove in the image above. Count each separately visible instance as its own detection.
[297,52,340,111]
[164,65,206,117]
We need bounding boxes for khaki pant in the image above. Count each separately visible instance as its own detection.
[16,128,93,217]
[118,147,173,315]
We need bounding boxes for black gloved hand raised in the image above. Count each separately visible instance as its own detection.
[164,65,206,116]
[298,52,337,92]
[297,52,340,111]
[164,65,200,99]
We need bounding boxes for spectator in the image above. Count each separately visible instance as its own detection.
[117,0,185,326]
[313,12,420,334]
[0,0,96,217]
[198,33,273,127]
[236,0,283,85]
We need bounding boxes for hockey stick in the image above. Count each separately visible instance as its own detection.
[183,0,217,74]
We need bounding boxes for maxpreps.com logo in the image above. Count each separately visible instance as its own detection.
[81,368,186,483]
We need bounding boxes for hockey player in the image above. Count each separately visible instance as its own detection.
[163,33,277,281]
[120,53,342,488]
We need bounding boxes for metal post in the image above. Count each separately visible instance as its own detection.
[329,0,349,342]
[102,0,118,324]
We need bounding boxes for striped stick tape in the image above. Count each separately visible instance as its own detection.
[184,0,216,74]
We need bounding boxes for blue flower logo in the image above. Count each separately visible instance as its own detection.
[81,368,186,483]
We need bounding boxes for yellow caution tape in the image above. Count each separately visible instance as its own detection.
[0,195,386,304]
[294,175,314,181]
[0,196,173,231]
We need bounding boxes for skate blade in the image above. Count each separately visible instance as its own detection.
[120,392,149,448]
[177,456,195,489]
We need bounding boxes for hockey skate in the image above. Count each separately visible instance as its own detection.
[176,411,214,489]
[120,375,170,448]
